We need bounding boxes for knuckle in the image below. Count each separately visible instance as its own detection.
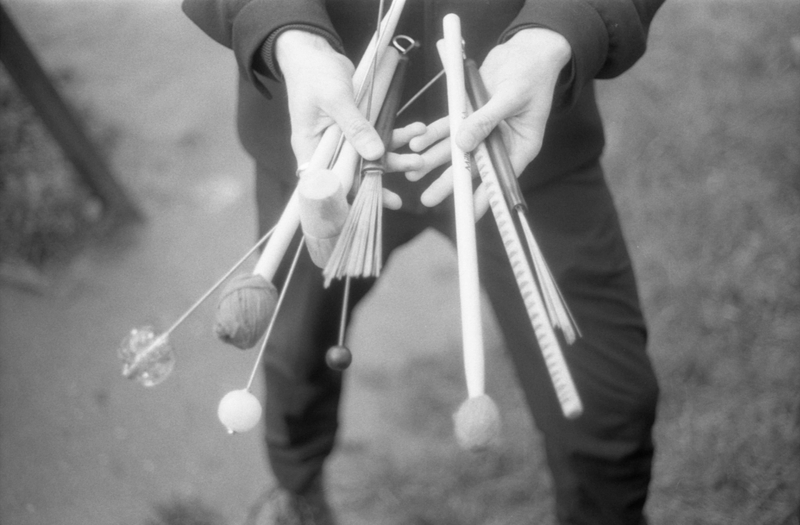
[344,117,374,140]
[475,114,496,135]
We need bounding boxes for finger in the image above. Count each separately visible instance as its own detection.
[456,97,507,153]
[390,122,427,149]
[409,116,450,152]
[382,188,402,210]
[406,139,451,182]
[472,183,490,220]
[328,102,385,161]
[420,166,454,207]
[385,152,424,173]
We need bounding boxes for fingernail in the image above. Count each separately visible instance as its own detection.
[366,144,384,161]
[383,195,402,210]
[456,132,474,153]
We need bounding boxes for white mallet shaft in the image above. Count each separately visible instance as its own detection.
[442,14,485,399]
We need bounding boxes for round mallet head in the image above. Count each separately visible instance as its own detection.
[217,389,263,434]
[453,394,501,452]
[325,345,352,371]
[118,326,175,387]
[214,273,278,349]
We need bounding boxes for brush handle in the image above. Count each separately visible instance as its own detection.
[361,54,410,174]
[463,58,526,212]
[332,48,401,193]
[442,14,485,399]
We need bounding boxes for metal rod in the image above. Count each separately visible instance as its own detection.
[245,237,305,391]
[337,277,352,346]
[163,226,275,338]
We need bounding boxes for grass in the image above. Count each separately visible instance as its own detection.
[146,498,225,525]
[334,2,800,524]
[598,2,800,522]
[1,0,797,524]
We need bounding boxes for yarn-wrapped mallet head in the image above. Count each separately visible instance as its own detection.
[214,273,279,349]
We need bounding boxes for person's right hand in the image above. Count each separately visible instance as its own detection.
[275,30,386,165]
[275,30,425,209]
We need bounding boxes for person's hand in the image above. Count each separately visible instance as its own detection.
[276,30,384,164]
[276,30,425,209]
[405,28,572,216]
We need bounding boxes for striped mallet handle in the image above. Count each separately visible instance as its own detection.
[471,134,583,418]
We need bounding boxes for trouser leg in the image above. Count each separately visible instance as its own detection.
[252,167,361,493]
[254,167,428,492]
[260,235,376,493]
[466,163,659,524]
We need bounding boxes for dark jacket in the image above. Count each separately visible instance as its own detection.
[182,0,664,203]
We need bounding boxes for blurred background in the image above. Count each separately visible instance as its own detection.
[1,1,798,524]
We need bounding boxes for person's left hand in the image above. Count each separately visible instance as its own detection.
[404,28,572,216]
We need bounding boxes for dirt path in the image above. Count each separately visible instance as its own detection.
[0,2,503,524]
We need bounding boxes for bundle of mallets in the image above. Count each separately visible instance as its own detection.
[117,2,583,453]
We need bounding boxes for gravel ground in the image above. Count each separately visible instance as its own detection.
[0,2,493,524]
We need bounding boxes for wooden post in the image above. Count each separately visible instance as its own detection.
[0,4,142,225]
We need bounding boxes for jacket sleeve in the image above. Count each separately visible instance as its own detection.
[181,0,342,90]
[500,0,665,107]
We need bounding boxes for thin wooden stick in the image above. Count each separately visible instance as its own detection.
[441,15,485,400]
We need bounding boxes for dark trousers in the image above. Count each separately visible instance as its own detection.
[255,161,659,525]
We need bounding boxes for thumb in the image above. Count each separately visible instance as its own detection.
[328,102,385,161]
[456,98,505,153]
[290,130,321,167]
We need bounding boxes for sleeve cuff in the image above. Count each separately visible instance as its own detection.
[500,0,608,108]
[230,0,343,97]
[259,24,344,81]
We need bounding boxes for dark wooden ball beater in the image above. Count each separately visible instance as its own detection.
[325,345,352,371]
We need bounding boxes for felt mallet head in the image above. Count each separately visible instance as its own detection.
[217,389,263,434]
[453,394,501,451]
[214,273,278,349]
